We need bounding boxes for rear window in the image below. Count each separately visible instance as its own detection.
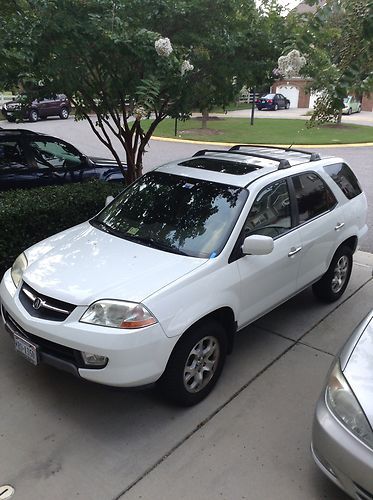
[324,163,362,200]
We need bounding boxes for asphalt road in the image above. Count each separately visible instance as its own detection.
[3,116,372,251]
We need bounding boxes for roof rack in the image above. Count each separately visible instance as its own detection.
[192,149,291,170]
[229,144,321,162]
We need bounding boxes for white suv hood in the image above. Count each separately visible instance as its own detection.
[23,223,206,305]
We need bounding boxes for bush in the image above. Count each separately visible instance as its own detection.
[0,181,124,278]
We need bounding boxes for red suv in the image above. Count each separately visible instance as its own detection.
[2,94,71,122]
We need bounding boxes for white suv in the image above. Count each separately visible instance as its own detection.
[0,145,367,405]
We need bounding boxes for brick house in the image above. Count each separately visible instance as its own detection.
[271,77,373,112]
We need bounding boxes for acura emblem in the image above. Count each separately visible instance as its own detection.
[33,298,42,310]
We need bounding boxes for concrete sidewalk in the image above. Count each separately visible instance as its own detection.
[0,252,372,500]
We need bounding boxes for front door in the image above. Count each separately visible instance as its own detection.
[235,179,302,328]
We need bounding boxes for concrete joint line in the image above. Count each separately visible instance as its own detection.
[114,277,372,500]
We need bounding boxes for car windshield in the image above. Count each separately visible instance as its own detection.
[263,94,275,99]
[91,171,248,258]
[343,97,351,104]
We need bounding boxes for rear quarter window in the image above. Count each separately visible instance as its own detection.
[324,163,362,200]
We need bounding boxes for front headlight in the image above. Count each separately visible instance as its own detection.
[326,361,373,448]
[11,253,28,288]
[80,300,157,329]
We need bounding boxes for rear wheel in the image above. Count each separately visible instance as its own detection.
[60,107,69,119]
[29,109,38,122]
[285,102,290,109]
[157,320,227,406]
[312,246,353,303]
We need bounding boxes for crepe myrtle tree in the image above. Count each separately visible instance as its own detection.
[296,0,373,125]
[1,0,195,185]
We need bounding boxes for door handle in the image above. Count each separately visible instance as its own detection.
[288,246,302,257]
[335,222,345,231]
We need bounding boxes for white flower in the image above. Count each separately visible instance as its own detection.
[155,37,173,57]
[181,60,194,76]
[132,105,148,119]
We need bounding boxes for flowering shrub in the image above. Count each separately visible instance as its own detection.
[155,37,173,57]
[181,60,194,76]
[278,50,306,78]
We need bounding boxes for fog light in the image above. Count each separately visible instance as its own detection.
[81,352,108,367]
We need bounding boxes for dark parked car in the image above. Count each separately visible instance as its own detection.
[0,129,125,191]
[2,94,71,122]
[256,93,290,111]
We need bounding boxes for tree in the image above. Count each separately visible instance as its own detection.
[0,0,265,182]
[295,0,373,125]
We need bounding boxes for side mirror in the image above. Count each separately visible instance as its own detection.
[242,235,274,256]
[105,195,114,207]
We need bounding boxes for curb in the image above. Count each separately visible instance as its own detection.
[152,136,373,149]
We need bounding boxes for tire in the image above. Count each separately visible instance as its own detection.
[286,102,290,109]
[6,117,16,123]
[257,107,262,111]
[29,109,38,122]
[358,106,362,113]
[157,320,228,406]
[312,246,353,303]
[274,104,279,111]
[348,108,352,115]
[60,107,69,119]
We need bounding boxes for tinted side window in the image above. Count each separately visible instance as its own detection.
[324,163,362,200]
[0,140,28,172]
[293,173,337,224]
[30,140,81,170]
[244,179,292,238]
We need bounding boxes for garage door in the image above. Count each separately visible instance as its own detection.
[309,91,323,109]
[276,86,299,108]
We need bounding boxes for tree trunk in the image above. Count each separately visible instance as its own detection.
[201,109,209,129]
[336,110,342,125]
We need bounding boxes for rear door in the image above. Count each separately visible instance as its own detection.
[290,172,343,290]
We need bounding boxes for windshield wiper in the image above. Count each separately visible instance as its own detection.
[90,219,116,235]
[125,235,189,256]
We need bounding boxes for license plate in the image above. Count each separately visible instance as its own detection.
[14,333,39,366]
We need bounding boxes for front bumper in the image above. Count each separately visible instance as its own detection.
[0,270,178,387]
[312,393,373,499]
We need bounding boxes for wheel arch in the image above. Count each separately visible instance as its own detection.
[172,307,237,356]
[339,236,358,254]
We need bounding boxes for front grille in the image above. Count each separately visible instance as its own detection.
[19,282,76,321]
[1,305,84,367]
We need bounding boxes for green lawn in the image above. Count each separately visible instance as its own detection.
[148,117,373,145]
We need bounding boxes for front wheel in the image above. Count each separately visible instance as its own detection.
[60,107,69,119]
[157,320,227,406]
[312,246,353,303]
[274,104,279,111]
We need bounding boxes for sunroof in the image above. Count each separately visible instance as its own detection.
[179,157,261,175]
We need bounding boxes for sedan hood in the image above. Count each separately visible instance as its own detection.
[23,223,206,306]
[344,320,373,429]
[88,156,126,170]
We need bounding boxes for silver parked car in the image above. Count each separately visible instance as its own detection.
[312,311,373,499]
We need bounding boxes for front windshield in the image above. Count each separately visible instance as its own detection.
[343,97,350,105]
[92,171,248,258]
